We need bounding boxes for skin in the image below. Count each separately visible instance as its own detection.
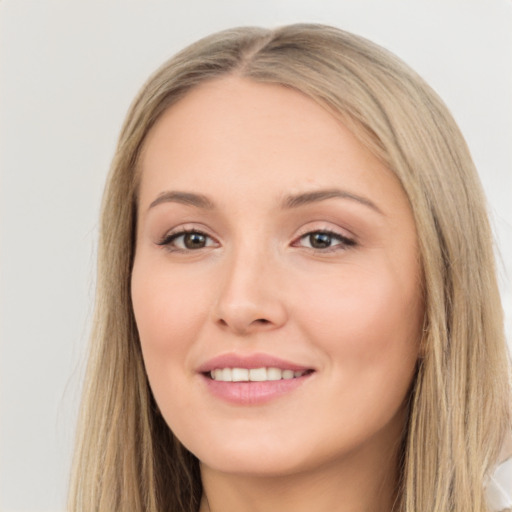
[131,77,424,512]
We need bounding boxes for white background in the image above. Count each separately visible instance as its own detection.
[1,1,511,510]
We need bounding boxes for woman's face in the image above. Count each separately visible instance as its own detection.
[132,77,423,477]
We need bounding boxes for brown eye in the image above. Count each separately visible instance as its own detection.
[158,230,217,251]
[297,230,356,251]
[309,232,334,249]
[182,232,207,249]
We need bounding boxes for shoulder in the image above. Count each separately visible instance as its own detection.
[486,456,512,512]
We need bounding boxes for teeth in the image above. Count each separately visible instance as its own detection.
[282,370,294,380]
[267,367,282,381]
[232,368,249,382]
[209,367,308,382]
[249,367,267,382]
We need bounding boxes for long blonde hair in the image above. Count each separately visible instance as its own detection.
[69,24,511,512]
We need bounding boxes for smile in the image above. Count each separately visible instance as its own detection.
[198,354,315,404]
[209,367,311,382]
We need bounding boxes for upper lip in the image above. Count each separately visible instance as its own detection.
[197,353,313,373]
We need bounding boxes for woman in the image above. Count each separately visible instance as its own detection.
[69,24,511,511]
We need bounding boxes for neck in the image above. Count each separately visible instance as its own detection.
[199,439,401,512]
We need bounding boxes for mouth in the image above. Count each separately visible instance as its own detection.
[198,354,315,405]
[206,367,314,382]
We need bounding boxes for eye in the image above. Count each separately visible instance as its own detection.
[157,229,218,251]
[296,230,356,251]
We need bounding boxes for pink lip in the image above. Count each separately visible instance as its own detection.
[197,353,312,373]
[197,353,315,405]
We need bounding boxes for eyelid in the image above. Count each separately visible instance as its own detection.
[294,222,356,240]
[292,225,357,251]
[156,225,220,251]
[154,223,356,252]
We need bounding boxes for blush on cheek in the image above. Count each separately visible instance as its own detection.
[302,272,420,374]
[133,275,203,350]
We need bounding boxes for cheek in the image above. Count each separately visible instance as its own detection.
[133,279,193,349]
[292,268,421,453]
[130,259,210,396]
[294,261,422,389]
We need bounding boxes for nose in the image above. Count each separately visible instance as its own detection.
[213,247,288,336]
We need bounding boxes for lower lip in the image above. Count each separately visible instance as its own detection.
[202,374,312,405]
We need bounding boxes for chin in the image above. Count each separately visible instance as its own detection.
[189,435,312,477]
[200,453,309,478]
[189,429,357,480]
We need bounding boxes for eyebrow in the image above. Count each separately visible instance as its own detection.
[149,191,215,210]
[148,188,383,214]
[282,188,383,214]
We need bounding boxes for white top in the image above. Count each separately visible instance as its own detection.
[487,458,512,512]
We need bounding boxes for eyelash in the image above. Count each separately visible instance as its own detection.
[156,228,356,253]
[294,229,356,252]
[157,229,217,252]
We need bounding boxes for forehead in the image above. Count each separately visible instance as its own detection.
[138,76,408,217]
[140,77,352,168]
